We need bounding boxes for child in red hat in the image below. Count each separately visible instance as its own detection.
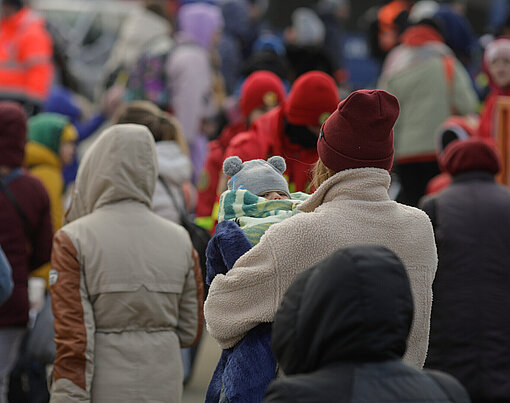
[224,70,339,194]
[196,71,286,230]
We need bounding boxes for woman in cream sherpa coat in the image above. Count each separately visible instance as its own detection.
[204,89,437,369]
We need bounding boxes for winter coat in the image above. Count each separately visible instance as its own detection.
[196,121,247,226]
[0,169,52,327]
[224,107,318,193]
[152,141,194,224]
[421,171,510,401]
[0,7,53,115]
[167,39,214,147]
[205,168,437,368]
[479,87,510,140]
[0,101,53,326]
[264,245,469,403]
[24,142,63,233]
[49,124,204,403]
[377,26,478,163]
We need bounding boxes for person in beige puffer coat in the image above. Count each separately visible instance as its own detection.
[204,89,437,370]
[48,124,203,403]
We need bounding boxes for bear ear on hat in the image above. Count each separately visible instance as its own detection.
[223,156,243,177]
[267,156,286,174]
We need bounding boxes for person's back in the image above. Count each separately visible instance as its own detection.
[205,90,437,369]
[377,20,478,206]
[421,138,510,402]
[0,1,53,116]
[49,124,203,403]
[264,245,469,403]
[0,101,52,402]
[113,100,194,225]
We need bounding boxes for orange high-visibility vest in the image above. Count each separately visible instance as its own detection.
[0,8,53,105]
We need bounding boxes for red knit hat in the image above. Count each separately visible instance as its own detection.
[317,89,399,173]
[284,71,339,126]
[440,138,501,176]
[0,101,27,168]
[240,71,286,118]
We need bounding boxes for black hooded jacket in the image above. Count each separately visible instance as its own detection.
[263,245,469,403]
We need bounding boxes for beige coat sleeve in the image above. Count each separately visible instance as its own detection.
[177,248,204,348]
[49,231,95,403]
[452,60,479,116]
[204,238,280,349]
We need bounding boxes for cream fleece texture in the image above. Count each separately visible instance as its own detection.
[204,168,437,368]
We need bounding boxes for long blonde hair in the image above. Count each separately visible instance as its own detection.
[311,159,336,189]
[113,100,189,156]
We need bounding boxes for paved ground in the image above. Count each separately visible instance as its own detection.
[183,331,222,403]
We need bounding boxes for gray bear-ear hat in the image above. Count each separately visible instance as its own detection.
[223,155,290,197]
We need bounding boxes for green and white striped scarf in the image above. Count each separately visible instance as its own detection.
[218,189,309,246]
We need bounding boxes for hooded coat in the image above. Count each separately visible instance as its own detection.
[0,101,52,327]
[205,168,437,368]
[48,124,204,403]
[264,245,469,403]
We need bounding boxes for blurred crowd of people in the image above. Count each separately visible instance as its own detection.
[1,0,510,402]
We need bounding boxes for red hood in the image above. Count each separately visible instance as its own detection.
[400,25,444,47]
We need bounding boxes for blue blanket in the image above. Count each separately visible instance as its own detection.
[205,221,276,403]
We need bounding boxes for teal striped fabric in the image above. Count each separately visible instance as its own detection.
[218,189,309,246]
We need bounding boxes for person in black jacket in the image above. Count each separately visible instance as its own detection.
[264,245,469,403]
[420,137,510,403]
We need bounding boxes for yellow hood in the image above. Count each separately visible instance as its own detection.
[24,142,61,170]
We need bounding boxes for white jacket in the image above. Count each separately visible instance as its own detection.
[205,168,437,368]
[152,141,194,224]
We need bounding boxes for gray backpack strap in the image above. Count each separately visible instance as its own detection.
[425,370,470,403]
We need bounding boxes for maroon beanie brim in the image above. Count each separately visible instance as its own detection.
[440,138,501,176]
[318,128,394,172]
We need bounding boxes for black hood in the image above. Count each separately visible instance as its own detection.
[271,245,414,375]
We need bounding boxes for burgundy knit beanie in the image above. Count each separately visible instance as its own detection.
[284,71,339,126]
[317,89,399,173]
[0,101,27,168]
[440,138,501,176]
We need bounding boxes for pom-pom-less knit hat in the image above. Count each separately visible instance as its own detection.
[284,71,339,127]
[317,89,399,173]
[440,138,501,176]
[240,71,286,119]
[223,156,290,197]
